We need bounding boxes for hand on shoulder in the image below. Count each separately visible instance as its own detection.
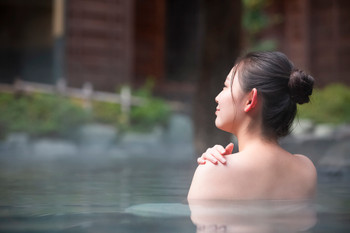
[197,143,234,165]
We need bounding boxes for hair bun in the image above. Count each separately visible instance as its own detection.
[288,69,314,104]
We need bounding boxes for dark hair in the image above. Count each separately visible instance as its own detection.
[236,51,314,138]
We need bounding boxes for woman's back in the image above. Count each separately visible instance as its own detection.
[188,51,317,201]
[188,144,317,200]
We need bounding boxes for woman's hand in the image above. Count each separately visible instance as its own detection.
[197,143,234,165]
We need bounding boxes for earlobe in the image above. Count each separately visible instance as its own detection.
[244,88,258,112]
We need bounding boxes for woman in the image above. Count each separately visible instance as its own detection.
[188,51,317,200]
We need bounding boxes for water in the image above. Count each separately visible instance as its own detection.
[0,146,350,232]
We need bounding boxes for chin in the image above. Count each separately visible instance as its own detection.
[215,121,227,132]
[214,119,221,129]
[215,120,234,133]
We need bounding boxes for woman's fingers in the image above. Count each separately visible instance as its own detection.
[197,143,235,165]
[203,146,226,164]
[203,150,219,164]
[197,157,206,164]
[225,143,234,154]
[211,147,227,164]
[214,144,226,154]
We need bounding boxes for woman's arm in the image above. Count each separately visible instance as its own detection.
[188,161,223,200]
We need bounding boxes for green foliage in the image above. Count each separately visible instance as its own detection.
[91,101,123,126]
[298,84,350,124]
[129,80,172,132]
[242,0,281,51]
[0,92,90,138]
[130,80,171,131]
[89,80,171,132]
[243,0,269,35]
[0,80,172,138]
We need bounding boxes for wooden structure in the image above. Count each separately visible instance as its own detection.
[0,0,166,92]
[65,0,165,91]
[0,0,349,95]
[267,0,350,86]
[65,0,134,91]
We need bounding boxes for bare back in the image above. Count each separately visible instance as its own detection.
[188,147,317,200]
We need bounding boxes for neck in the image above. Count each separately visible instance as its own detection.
[235,128,278,152]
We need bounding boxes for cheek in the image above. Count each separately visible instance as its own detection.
[215,93,236,128]
[223,98,235,115]
[223,91,236,112]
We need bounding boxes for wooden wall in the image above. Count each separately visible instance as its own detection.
[282,0,350,86]
[133,0,165,86]
[65,0,133,91]
[65,0,165,91]
[309,0,350,86]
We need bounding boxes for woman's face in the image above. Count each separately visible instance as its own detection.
[215,67,246,133]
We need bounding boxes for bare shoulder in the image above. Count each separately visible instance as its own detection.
[187,153,247,200]
[193,152,247,180]
[293,154,318,196]
[293,154,317,173]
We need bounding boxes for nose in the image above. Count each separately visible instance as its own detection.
[215,94,219,103]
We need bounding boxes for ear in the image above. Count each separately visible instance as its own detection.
[244,88,258,112]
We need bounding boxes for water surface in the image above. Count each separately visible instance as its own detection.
[0,146,349,232]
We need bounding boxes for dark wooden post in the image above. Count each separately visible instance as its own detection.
[193,0,242,155]
[52,0,66,83]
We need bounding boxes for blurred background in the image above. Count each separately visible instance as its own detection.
[0,0,349,147]
[0,0,350,232]
[1,0,350,88]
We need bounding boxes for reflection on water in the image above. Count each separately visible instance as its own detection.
[0,150,350,232]
[189,200,316,233]
[125,200,318,233]
[0,153,196,232]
